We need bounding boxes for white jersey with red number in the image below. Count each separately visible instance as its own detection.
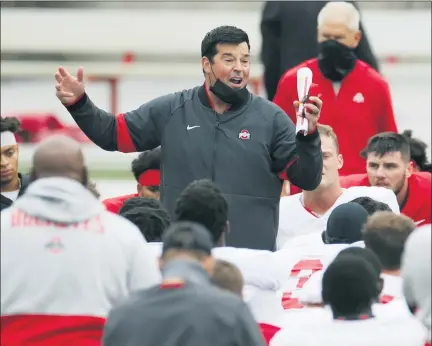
[299,270,404,305]
[270,312,428,346]
[277,186,400,249]
[248,244,349,321]
[145,243,274,301]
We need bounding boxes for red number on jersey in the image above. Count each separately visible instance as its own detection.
[281,259,323,310]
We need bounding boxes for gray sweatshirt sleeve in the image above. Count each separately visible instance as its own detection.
[234,303,267,346]
[271,110,323,190]
[65,93,173,152]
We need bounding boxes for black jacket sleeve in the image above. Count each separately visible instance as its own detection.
[234,303,266,346]
[271,111,322,191]
[65,93,173,153]
[260,1,282,101]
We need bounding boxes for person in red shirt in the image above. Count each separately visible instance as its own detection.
[340,132,431,226]
[273,1,397,175]
[103,147,161,213]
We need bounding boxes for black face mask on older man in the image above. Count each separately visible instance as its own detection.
[318,40,357,82]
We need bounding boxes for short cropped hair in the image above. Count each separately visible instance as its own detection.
[322,255,379,315]
[120,203,170,242]
[201,26,250,62]
[362,211,416,270]
[1,116,21,133]
[361,132,411,162]
[317,123,339,153]
[131,147,161,181]
[119,197,162,215]
[211,260,244,297]
[175,179,228,245]
[317,1,360,31]
[350,196,392,216]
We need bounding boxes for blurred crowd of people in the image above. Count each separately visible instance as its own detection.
[1,1,431,346]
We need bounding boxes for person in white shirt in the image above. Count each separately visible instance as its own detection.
[1,136,161,345]
[402,224,431,343]
[271,249,427,346]
[277,124,399,249]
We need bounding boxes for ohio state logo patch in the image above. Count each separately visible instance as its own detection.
[239,129,250,140]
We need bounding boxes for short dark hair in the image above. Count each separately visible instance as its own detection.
[362,211,416,270]
[361,132,410,162]
[131,147,161,181]
[174,179,228,245]
[119,197,162,215]
[402,129,431,171]
[350,196,392,216]
[120,203,170,242]
[336,247,382,277]
[211,260,244,297]
[322,255,379,316]
[201,26,250,62]
[1,116,21,133]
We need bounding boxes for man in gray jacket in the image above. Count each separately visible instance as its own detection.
[102,221,266,346]
[55,26,323,250]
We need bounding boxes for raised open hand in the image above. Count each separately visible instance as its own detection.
[55,66,85,105]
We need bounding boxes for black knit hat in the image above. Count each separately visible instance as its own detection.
[323,202,369,244]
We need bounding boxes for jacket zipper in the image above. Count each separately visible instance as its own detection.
[211,116,220,181]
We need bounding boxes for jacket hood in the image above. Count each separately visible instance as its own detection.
[13,177,104,224]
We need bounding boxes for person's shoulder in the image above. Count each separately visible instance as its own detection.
[280,194,302,209]
[356,60,389,85]
[411,171,432,187]
[250,94,287,115]
[102,193,137,212]
[140,86,200,113]
[100,210,145,242]
[280,58,318,83]
[339,173,369,188]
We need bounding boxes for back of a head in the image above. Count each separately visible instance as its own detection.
[361,132,411,162]
[211,260,244,297]
[402,129,431,172]
[363,211,416,271]
[402,225,431,331]
[119,197,162,215]
[322,254,380,316]
[161,221,214,264]
[323,202,369,244]
[336,247,382,278]
[174,179,228,245]
[120,203,170,243]
[31,135,86,184]
[350,196,392,216]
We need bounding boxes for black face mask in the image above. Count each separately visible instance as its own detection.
[318,40,357,82]
[209,67,249,107]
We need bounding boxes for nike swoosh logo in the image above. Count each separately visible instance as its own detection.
[415,219,425,225]
[187,125,200,130]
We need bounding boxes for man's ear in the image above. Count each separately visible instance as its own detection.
[377,277,384,295]
[201,56,211,74]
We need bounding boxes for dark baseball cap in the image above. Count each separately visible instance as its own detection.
[162,221,214,255]
[322,202,369,244]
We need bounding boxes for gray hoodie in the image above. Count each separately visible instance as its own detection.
[1,177,161,334]
[13,177,104,223]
